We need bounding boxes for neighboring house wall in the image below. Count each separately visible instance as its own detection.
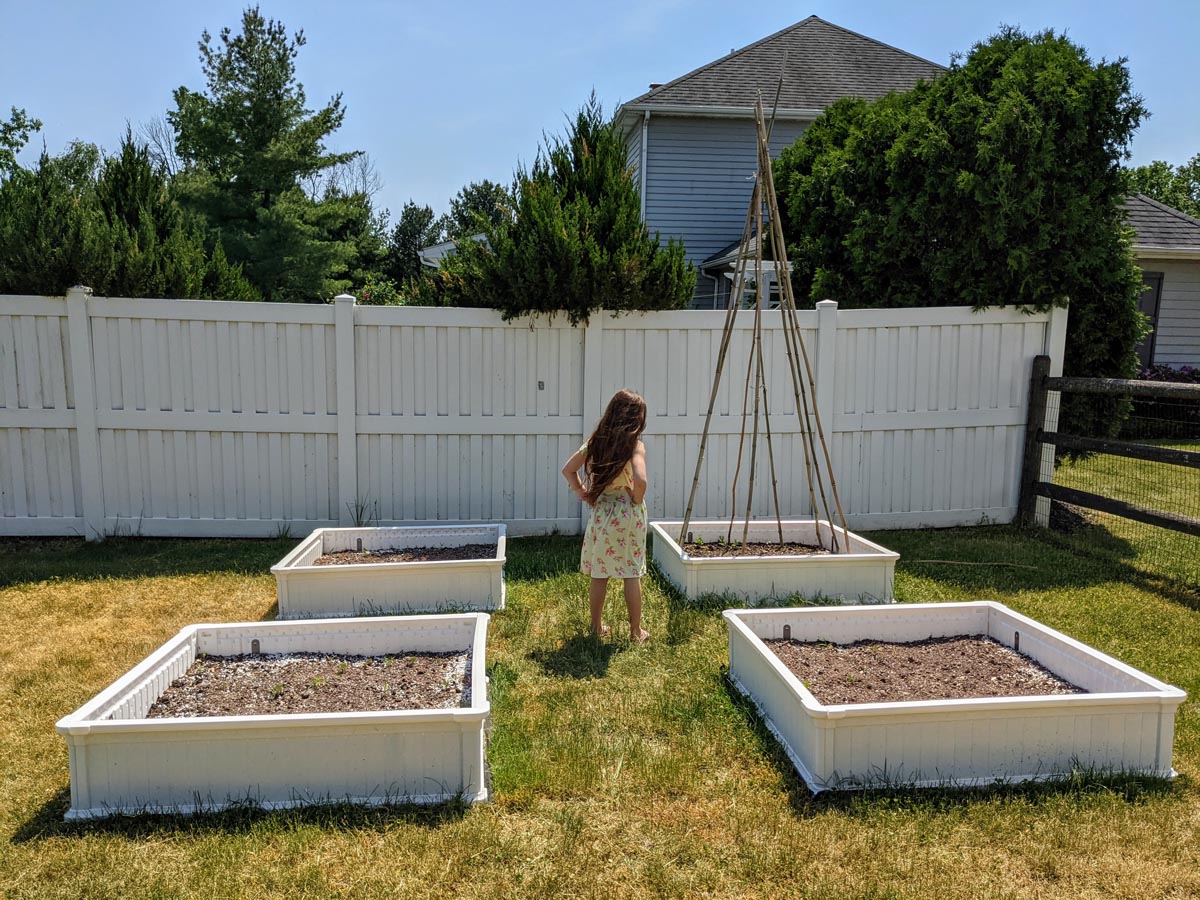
[625,119,642,181]
[1139,257,1200,366]
[641,115,809,308]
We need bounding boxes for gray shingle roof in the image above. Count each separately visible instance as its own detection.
[625,16,945,112]
[1125,193,1200,251]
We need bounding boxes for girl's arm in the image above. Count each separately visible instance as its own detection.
[561,449,589,505]
[630,440,648,505]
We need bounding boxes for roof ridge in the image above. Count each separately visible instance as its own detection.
[811,17,948,73]
[628,16,822,107]
[626,16,948,109]
[1132,192,1200,230]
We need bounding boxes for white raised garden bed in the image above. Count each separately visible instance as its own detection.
[651,519,898,604]
[55,614,490,819]
[725,602,1186,792]
[271,525,506,618]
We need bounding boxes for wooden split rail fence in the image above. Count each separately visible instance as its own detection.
[1018,354,1200,536]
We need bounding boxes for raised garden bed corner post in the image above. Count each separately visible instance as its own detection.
[65,286,104,541]
[334,293,359,526]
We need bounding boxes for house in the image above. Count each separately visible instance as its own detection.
[615,16,945,309]
[1124,193,1200,368]
[616,17,1200,367]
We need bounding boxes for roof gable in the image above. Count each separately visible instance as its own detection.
[625,16,945,113]
[1126,193,1200,251]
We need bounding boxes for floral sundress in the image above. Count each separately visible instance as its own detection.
[578,443,647,579]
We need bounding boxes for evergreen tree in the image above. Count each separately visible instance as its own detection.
[381,201,446,286]
[415,94,694,323]
[775,27,1147,436]
[0,134,256,299]
[445,179,513,238]
[169,6,360,301]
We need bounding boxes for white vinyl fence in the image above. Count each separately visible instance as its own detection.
[0,289,1067,539]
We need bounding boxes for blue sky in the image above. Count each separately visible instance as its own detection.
[3,0,1198,220]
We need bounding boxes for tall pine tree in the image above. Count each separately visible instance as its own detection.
[169,6,359,301]
[415,94,694,323]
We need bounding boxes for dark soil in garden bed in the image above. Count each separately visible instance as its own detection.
[764,635,1083,705]
[683,541,828,558]
[145,651,470,717]
[313,543,497,565]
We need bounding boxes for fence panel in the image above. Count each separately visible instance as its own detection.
[0,297,82,533]
[828,308,1052,528]
[354,308,584,532]
[0,293,1067,538]
[88,298,340,536]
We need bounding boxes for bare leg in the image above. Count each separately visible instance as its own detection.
[589,577,609,636]
[623,577,649,643]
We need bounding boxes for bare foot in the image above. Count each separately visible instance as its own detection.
[631,628,650,644]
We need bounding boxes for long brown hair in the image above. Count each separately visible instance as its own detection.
[582,390,647,504]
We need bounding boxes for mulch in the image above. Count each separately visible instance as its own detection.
[145,651,470,717]
[313,543,497,565]
[683,541,828,558]
[764,635,1083,705]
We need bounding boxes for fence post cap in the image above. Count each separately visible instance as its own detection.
[816,299,837,309]
[66,285,94,297]
[333,293,357,304]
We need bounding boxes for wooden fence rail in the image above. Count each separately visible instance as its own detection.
[1018,354,1200,533]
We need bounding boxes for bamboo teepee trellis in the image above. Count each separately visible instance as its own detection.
[678,97,849,551]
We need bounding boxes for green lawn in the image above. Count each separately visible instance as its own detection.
[1,524,1198,900]
[1053,439,1200,586]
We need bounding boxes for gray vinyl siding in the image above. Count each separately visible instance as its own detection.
[625,120,642,178]
[1140,257,1200,366]
[641,115,809,308]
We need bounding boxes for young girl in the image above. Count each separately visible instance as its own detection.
[561,390,650,643]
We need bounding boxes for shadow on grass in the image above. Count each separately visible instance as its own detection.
[721,675,1190,820]
[10,786,469,844]
[0,536,297,589]
[503,535,582,581]
[529,633,620,679]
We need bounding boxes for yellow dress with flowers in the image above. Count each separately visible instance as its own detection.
[578,443,648,579]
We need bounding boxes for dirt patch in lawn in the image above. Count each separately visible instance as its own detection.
[683,541,828,558]
[764,635,1083,705]
[145,651,470,717]
[314,543,497,565]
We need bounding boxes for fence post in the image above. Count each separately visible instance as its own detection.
[1018,354,1051,526]
[65,286,104,541]
[334,294,358,525]
[1035,302,1070,526]
[814,300,838,504]
[579,311,606,532]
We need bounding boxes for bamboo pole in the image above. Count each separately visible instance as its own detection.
[750,104,829,548]
[678,180,760,544]
[758,144,850,543]
[756,299,785,544]
[741,197,767,546]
